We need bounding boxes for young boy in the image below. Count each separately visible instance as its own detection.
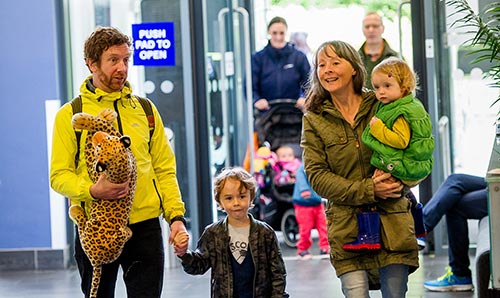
[175,167,289,298]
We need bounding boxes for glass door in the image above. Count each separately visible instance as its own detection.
[66,0,204,260]
[412,0,499,255]
[204,0,254,177]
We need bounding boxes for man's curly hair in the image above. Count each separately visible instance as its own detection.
[84,27,131,69]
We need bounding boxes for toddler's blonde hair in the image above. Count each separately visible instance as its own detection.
[372,57,418,97]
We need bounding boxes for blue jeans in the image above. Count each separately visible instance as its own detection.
[75,217,165,298]
[423,173,488,277]
[339,264,409,298]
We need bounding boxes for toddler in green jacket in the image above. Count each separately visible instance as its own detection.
[344,57,434,251]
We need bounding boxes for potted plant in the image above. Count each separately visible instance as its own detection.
[446,0,500,116]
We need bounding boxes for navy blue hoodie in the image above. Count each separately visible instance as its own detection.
[251,41,311,103]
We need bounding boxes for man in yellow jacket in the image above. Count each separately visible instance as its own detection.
[50,27,188,297]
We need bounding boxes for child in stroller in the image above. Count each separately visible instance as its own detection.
[251,143,302,248]
[250,99,304,248]
[273,145,301,186]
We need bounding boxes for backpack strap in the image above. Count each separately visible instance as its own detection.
[69,96,84,208]
[70,95,155,164]
[135,95,155,151]
[70,96,82,168]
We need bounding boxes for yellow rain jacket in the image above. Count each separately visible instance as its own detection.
[50,77,185,224]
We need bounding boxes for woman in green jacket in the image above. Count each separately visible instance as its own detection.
[301,40,419,298]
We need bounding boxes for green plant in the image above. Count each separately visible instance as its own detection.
[446,0,500,116]
[269,0,402,16]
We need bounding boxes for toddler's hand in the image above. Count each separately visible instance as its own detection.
[370,116,379,127]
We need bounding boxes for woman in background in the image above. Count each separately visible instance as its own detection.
[252,16,311,112]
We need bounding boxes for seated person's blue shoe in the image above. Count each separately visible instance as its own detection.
[424,267,473,292]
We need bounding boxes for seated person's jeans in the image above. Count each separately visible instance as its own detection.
[423,173,488,277]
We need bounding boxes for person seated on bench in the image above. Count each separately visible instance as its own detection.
[422,173,487,292]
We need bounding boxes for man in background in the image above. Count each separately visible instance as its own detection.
[358,12,399,89]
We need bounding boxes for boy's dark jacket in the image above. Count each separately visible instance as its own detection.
[179,214,289,298]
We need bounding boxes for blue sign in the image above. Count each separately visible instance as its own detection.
[132,22,175,66]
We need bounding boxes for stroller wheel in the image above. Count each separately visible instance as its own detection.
[281,208,299,248]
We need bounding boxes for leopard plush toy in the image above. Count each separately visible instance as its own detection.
[69,109,137,298]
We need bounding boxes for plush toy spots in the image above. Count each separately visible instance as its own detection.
[69,109,137,298]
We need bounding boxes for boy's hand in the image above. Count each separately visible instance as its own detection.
[174,230,189,244]
[169,221,189,256]
[172,230,189,256]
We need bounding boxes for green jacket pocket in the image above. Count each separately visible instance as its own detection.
[378,198,415,252]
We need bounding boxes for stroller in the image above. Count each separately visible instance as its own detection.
[249,99,303,248]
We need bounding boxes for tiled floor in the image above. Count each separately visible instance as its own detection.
[0,234,479,298]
